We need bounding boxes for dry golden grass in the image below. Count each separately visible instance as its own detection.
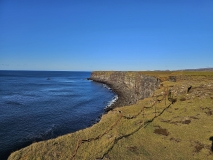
[9,71,213,160]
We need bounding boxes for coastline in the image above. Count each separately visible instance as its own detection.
[8,71,213,160]
[88,78,122,112]
[8,71,161,160]
[88,71,161,111]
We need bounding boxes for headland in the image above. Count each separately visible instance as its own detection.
[8,71,213,160]
[89,71,161,111]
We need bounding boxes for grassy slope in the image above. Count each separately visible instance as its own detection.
[9,71,213,160]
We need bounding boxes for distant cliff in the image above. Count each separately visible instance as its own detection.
[89,71,161,111]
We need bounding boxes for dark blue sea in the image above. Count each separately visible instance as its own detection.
[0,71,116,160]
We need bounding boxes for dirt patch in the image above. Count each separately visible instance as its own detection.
[205,110,212,116]
[182,117,191,124]
[194,141,204,153]
[127,146,138,153]
[160,119,171,123]
[180,97,186,101]
[170,121,180,125]
[154,128,169,136]
[168,117,192,125]
[182,119,191,124]
[201,107,213,116]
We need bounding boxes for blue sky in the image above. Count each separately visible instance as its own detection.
[0,0,213,71]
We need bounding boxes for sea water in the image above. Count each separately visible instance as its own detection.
[0,71,116,159]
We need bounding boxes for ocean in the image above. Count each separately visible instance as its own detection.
[0,71,116,159]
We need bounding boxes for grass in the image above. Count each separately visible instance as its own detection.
[8,71,213,160]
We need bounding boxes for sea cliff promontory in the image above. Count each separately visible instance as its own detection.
[89,71,161,111]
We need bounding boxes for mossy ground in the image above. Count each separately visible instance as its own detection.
[9,71,213,160]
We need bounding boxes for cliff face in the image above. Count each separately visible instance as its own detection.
[90,71,161,110]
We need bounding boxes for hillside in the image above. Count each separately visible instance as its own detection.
[8,71,213,160]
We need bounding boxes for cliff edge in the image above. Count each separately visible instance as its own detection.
[90,71,161,111]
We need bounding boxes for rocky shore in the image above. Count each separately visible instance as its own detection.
[89,71,161,111]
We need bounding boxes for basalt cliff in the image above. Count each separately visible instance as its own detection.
[89,71,161,110]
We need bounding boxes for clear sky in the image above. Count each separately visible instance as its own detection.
[0,0,213,71]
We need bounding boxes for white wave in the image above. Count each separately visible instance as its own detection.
[103,84,111,90]
[105,95,118,110]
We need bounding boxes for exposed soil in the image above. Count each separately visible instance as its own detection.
[193,141,204,153]
[205,110,212,116]
[127,146,138,153]
[182,119,191,124]
[154,128,169,136]
[179,97,186,101]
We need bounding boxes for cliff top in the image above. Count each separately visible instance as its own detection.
[92,70,213,80]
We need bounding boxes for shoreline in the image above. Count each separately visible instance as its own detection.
[8,72,161,158]
[88,78,127,112]
[88,71,161,112]
[8,71,213,160]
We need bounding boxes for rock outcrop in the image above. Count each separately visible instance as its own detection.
[89,71,161,111]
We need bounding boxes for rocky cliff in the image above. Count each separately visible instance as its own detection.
[89,71,161,111]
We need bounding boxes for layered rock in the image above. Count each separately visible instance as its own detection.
[89,71,161,111]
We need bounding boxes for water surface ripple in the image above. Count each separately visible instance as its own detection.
[0,71,115,159]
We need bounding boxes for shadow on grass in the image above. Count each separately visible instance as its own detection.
[209,136,213,152]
